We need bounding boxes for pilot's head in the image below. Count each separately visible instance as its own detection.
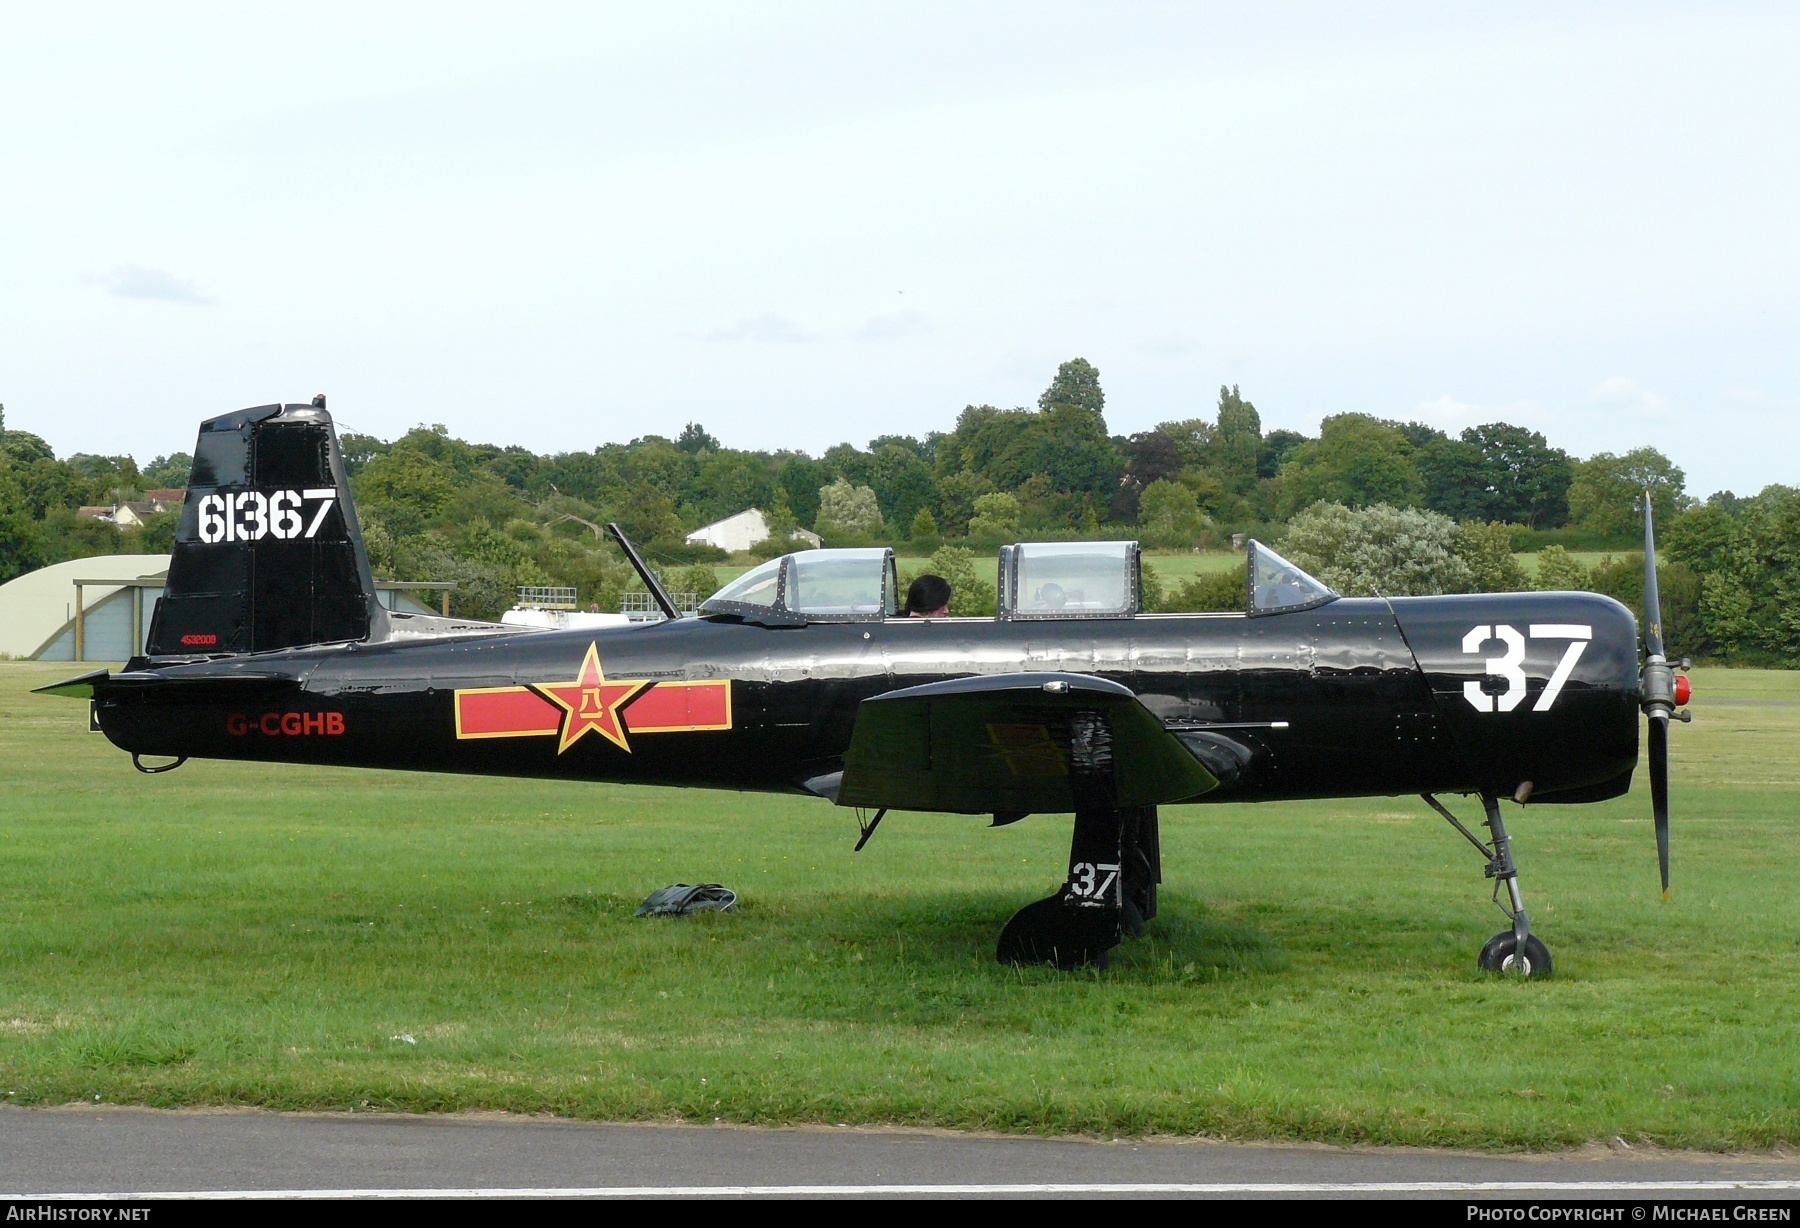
[906,574,952,618]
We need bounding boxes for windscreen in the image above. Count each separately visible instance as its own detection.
[705,557,781,609]
[1013,541,1133,616]
[789,548,887,616]
[1248,540,1336,615]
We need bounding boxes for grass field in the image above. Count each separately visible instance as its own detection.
[0,661,1795,1149]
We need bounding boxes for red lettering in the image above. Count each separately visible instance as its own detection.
[180,633,218,647]
[303,712,324,735]
[326,712,344,735]
[281,712,302,736]
[260,713,280,735]
[227,714,248,736]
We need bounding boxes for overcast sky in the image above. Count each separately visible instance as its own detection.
[3,3,1797,497]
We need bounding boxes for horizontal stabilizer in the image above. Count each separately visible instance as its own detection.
[32,669,111,700]
[34,669,299,702]
[838,672,1217,814]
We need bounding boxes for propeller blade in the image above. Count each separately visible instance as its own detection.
[1642,488,1665,660]
[1640,489,1675,900]
[1649,714,1670,901]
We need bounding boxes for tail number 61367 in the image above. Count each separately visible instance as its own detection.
[1463,624,1592,713]
[196,489,338,544]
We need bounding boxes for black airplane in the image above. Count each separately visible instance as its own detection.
[40,402,1693,972]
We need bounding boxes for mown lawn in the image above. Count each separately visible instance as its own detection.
[0,661,1793,1149]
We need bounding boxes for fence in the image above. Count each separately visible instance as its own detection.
[515,586,578,610]
[620,591,700,621]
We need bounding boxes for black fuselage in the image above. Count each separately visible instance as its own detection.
[94,590,1640,811]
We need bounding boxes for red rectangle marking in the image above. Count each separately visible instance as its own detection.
[455,686,561,738]
[622,680,731,733]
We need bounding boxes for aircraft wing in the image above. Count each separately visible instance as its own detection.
[836,672,1218,814]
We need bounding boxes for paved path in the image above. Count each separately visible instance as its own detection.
[0,1107,1796,1199]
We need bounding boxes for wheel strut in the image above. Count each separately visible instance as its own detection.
[1480,793,1531,949]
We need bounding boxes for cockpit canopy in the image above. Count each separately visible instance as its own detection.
[999,540,1142,620]
[696,537,1334,626]
[700,548,898,627]
[1247,539,1337,616]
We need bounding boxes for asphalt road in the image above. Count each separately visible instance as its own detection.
[1,1107,1798,1199]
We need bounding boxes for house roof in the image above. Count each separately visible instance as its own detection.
[0,554,171,659]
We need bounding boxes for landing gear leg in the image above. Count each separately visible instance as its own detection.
[996,807,1127,969]
[1120,805,1159,936]
[1423,793,1553,977]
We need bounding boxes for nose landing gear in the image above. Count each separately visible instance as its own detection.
[1424,792,1553,978]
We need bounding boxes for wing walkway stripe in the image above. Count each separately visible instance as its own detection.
[8,1181,1800,1198]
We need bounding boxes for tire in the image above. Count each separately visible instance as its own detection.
[1478,931,1553,977]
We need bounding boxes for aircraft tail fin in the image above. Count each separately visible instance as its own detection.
[144,401,386,656]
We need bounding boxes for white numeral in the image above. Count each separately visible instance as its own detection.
[1529,624,1591,712]
[1463,623,1592,713]
[236,491,268,542]
[303,488,337,538]
[198,494,227,543]
[269,489,303,539]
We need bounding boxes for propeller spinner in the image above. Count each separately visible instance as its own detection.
[1639,490,1691,900]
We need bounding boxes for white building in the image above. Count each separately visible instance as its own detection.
[0,555,170,661]
[686,508,770,553]
[685,508,822,554]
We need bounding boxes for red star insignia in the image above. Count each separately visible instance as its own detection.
[530,642,648,755]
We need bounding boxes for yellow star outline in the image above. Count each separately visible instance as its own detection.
[529,642,649,754]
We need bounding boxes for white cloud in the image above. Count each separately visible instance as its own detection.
[1407,395,1543,433]
[1587,377,1674,420]
[704,313,814,343]
[103,265,211,305]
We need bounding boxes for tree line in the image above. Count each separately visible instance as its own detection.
[0,365,1789,664]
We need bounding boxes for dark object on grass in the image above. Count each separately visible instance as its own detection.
[635,883,738,917]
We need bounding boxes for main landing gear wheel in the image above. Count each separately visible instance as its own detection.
[1477,931,1552,978]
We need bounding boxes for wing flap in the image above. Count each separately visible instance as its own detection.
[838,672,1217,813]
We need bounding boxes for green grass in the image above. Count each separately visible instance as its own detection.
[0,661,1795,1149]
[1515,551,1614,579]
[1141,551,1244,582]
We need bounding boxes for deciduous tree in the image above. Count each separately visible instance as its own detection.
[1567,447,1687,537]
[1136,479,1206,547]
[816,478,883,538]
[1283,501,1471,596]
[1277,416,1422,517]
[1455,520,1528,592]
